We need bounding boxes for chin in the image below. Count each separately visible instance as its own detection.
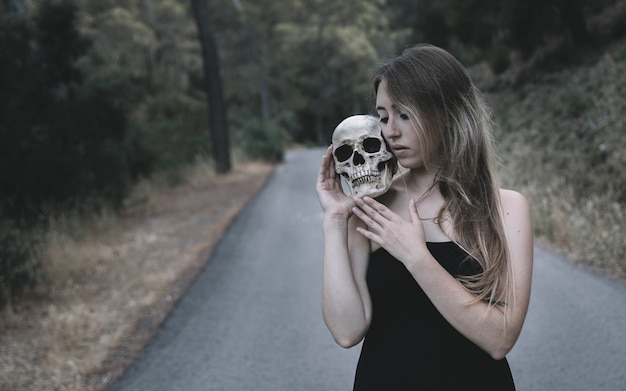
[397,158,424,170]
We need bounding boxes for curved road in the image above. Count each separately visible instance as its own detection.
[108,148,626,391]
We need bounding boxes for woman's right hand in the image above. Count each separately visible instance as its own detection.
[316,146,355,218]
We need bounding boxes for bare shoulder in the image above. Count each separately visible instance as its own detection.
[499,189,533,262]
[499,188,529,208]
[499,189,531,227]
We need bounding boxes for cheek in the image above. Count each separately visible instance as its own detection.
[404,126,421,149]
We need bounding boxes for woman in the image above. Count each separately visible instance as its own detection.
[316,44,533,390]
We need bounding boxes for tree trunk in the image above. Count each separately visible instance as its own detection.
[314,14,328,146]
[558,0,589,45]
[191,0,231,174]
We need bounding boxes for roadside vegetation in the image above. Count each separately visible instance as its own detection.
[1,158,273,391]
[491,38,625,278]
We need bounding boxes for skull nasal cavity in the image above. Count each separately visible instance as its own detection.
[353,151,365,165]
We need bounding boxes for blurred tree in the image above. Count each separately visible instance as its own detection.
[206,0,289,153]
[413,4,450,49]
[273,0,386,144]
[221,0,292,162]
[558,0,589,45]
[75,0,213,171]
[446,0,500,49]
[88,6,156,75]
[393,0,590,68]
[231,0,272,121]
[2,0,29,16]
[504,0,589,58]
[0,0,147,220]
[191,0,231,174]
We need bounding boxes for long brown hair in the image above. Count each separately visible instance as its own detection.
[373,44,512,308]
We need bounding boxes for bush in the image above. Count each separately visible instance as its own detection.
[238,119,291,163]
[559,84,592,117]
[0,222,42,310]
[489,45,511,75]
[495,39,626,276]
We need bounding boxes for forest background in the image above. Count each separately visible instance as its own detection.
[0,0,624,389]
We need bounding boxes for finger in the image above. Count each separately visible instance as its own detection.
[352,206,383,231]
[326,146,338,179]
[362,196,394,220]
[356,197,391,224]
[318,146,334,181]
[317,156,327,184]
[354,198,382,224]
[318,147,330,172]
[329,159,338,183]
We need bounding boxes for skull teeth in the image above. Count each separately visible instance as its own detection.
[351,167,380,186]
[352,175,379,186]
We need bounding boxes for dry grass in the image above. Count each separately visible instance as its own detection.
[481,35,626,279]
[0,159,273,391]
[521,183,625,276]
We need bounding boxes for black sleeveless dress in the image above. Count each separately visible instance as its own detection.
[353,242,516,390]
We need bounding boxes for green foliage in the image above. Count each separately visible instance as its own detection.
[270,0,385,143]
[390,0,594,71]
[0,1,151,221]
[237,119,291,163]
[138,93,210,170]
[446,0,500,49]
[412,5,450,49]
[79,0,211,172]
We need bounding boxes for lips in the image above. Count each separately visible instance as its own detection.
[390,145,409,154]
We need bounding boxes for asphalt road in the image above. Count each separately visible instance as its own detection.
[107,148,626,391]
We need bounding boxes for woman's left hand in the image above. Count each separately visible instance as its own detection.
[352,197,429,265]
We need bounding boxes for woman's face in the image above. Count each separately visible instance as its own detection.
[376,80,424,170]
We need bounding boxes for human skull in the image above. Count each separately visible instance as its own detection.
[332,115,395,198]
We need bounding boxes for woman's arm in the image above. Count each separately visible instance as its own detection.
[352,190,533,359]
[321,215,372,348]
[316,146,372,348]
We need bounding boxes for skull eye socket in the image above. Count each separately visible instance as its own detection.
[334,145,353,162]
[363,137,382,153]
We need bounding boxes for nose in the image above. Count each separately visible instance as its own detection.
[382,117,400,140]
[352,151,365,165]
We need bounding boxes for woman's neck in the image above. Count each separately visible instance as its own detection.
[401,167,438,201]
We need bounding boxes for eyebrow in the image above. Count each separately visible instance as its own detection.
[376,103,401,112]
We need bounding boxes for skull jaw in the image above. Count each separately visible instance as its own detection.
[350,180,389,198]
[347,163,394,198]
